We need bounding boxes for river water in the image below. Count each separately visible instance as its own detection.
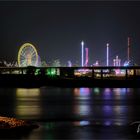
[0,87,140,139]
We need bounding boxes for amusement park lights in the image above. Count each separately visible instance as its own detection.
[85,48,89,66]
[106,43,109,66]
[17,43,38,67]
[81,41,84,67]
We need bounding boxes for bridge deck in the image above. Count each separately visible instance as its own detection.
[0,66,139,87]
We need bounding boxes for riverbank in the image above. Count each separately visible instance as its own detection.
[0,116,38,131]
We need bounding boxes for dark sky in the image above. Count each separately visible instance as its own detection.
[1,1,140,65]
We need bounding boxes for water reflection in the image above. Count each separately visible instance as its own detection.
[73,88,91,118]
[73,88,133,126]
[15,88,42,119]
[103,88,132,126]
[74,88,90,99]
[103,88,112,100]
[93,88,100,95]
[73,120,90,126]
[0,87,138,139]
[113,88,133,100]
[103,105,112,116]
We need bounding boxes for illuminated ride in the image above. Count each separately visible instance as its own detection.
[18,43,38,67]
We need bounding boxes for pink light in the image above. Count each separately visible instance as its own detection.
[85,48,88,66]
[115,69,121,75]
[106,43,109,66]
[81,41,84,67]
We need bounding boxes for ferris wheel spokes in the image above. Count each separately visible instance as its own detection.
[18,43,38,67]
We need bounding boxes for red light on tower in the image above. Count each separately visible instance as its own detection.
[127,37,131,62]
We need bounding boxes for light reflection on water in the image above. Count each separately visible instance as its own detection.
[14,87,134,125]
[72,88,133,126]
[1,87,138,139]
[15,88,42,119]
[74,88,90,99]
[73,88,91,117]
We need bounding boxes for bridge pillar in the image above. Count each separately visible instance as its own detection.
[92,69,94,79]
[125,69,128,79]
[134,69,136,77]
[101,69,103,79]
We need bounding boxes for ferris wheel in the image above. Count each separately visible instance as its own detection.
[18,43,38,67]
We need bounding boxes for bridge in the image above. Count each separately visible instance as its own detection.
[0,66,140,87]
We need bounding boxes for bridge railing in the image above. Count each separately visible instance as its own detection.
[0,66,140,80]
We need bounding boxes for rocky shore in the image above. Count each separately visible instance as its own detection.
[0,116,38,130]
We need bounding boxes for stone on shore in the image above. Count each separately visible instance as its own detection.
[0,116,38,130]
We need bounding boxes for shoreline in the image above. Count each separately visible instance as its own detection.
[0,116,38,131]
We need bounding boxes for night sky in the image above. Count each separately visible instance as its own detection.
[1,1,140,66]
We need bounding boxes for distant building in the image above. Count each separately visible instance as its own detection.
[113,56,121,66]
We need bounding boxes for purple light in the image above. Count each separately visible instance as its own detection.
[104,120,112,126]
[80,88,90,96]
[85,48,88,66]
[80,121,90,126]
[68,60,72,67]
[81,41,84,67]
[106,43,109,66]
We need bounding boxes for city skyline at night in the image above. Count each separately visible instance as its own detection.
[0,1,140,66]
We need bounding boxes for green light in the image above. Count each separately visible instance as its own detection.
[45,122,55,130]
[51,69,55,75]
[35,69,40,75]
[94,88,100,95]
[46,68,56,76]
[46,69,51,75]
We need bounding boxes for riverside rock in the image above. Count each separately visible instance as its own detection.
[0,116,38,130]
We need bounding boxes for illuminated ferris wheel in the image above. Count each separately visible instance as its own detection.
[18,43,38,67]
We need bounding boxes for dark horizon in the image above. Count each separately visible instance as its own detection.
[0,1,140,66]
